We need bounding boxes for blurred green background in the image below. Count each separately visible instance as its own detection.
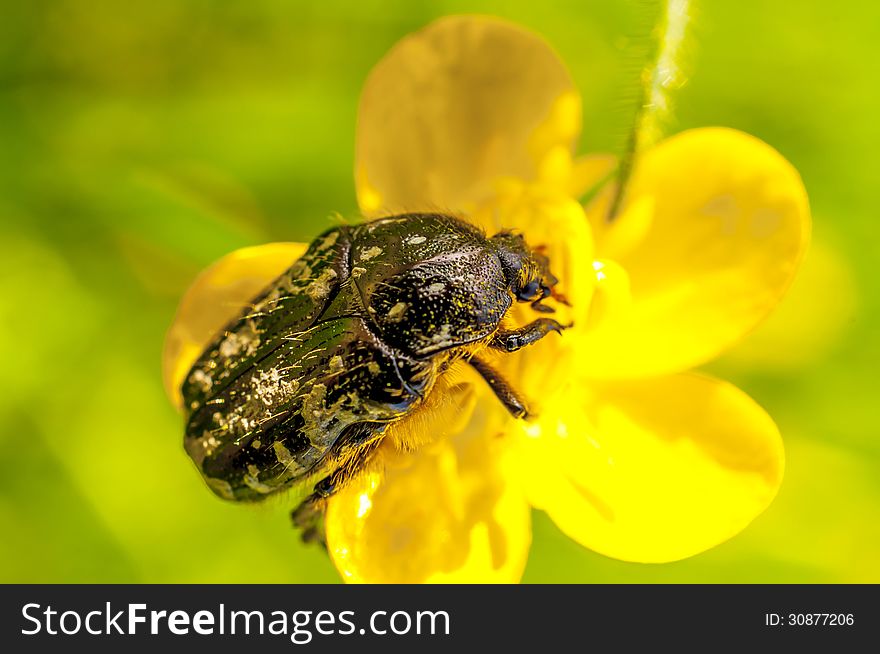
[1,0,876,583]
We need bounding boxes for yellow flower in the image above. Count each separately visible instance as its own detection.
[163,16,810,583]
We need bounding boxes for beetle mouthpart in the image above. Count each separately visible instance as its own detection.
[530,299,556,314]
[550,288,571,306]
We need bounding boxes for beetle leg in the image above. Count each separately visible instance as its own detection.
[290,498,327,547]
[290,424,385,546]
[490,318,568,352]
[468,356,530,419]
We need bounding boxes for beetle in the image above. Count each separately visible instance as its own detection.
[181,212,567,541]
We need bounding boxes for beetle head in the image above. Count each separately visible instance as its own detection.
[491,230,563,313]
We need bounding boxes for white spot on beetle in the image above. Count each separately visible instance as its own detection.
[429,323,454,347]
[188,369,213,393]
[218,320,261,359]
[251,368,299,406]
[316,230,339,251]
[192,432,222,464]
[305,267,338,300]
[273,441,295,466]
[385,302,408,322]
[303,383,327,420]
[243,466,274,494]
[359,245,382,261]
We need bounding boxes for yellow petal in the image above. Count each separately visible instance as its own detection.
[355,16,579,215]
[515,373,784,563]
[581,128,810,378]
[715,237,857,371]
[161,242,308,408]
[586,259,632,330]
[325,389,531,584]
[566,153,617,199]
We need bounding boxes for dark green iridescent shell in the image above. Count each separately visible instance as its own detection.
[182,213,517,501]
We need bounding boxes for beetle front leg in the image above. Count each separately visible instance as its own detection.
[468,356,531,419]
[490,318,568,352]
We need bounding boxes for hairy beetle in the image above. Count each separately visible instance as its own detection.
[181,213,567,541]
